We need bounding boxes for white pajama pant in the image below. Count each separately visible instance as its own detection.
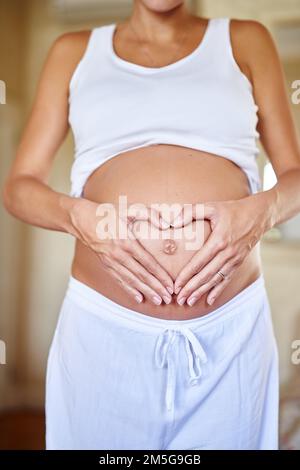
[45,274,279,450]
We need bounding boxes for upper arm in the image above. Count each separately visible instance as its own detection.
[231,19,300,176]
[6,30,92,183]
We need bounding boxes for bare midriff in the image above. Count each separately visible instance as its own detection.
[71,144,262,320]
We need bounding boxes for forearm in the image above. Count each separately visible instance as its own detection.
[256,167,300,232]
[3,175,79,236]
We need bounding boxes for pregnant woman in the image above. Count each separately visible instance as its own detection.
[3,0,300,450]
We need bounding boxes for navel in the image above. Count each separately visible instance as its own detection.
[162,238,177,255]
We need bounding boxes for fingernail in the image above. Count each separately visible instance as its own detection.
[163,295,172,304]
[167,286,174,295]
[152,295,162,305]
[160,219,170,229]
[187,297,197,306]
[174,286,182,295]
[135,295,143,304]
[177,297,186,306]
[207,297,215,305]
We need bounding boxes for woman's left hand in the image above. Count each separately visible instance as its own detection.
[172,192,275,306]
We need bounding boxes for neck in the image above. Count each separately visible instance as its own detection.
[129,1,193,41]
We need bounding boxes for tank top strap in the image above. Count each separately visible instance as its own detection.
[204,17,248,78]
[207,17,238,64]
[203,17,232,55]
[209,17,254,90]
[92,24,112,55]
[69,25,109,93]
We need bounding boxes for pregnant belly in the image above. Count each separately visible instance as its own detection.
[72,144,262,320]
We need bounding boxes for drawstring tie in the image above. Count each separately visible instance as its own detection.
[154,327,207,412]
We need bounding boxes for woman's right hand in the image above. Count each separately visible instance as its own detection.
[68,198,174,305]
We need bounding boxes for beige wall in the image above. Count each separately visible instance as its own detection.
[0,0,300,409]
[198,0,300,21]
[0,0,29,408]
[261,241,300,383]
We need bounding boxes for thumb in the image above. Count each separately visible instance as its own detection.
[171,205,193,228]
[197,202,217,220]
[172,202,218,228]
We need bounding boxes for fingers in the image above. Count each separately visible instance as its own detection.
[117,250,172,304]
[108,269,144,304]
[206,274,232,306]
[174,233,221,294]
[183,270,231,307]
[171,204,194,228]
[176,250,230,303]
[129,238,174,294]
[177,256,238,306]
[171,202,217,229]
[104,256,169,306]
[124,205,170,230]
[121,201,217,231]
[150,206,171,230]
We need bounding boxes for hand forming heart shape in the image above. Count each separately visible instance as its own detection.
[131,218,211,280]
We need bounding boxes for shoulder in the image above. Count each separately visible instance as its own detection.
[50,30,93,62]
[229,18,277,60]
[227,18,281,85]
[227,18,285,100]
[40,30,94,92]
[229,18,272,40]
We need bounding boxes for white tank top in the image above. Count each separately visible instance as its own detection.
[68,17,261,197]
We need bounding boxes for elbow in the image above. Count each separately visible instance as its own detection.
[2,179,13,214]
[2,177,20,217]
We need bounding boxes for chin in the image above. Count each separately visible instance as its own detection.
[139,0,185,13]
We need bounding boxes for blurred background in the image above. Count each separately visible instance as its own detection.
[0,0,300,450]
